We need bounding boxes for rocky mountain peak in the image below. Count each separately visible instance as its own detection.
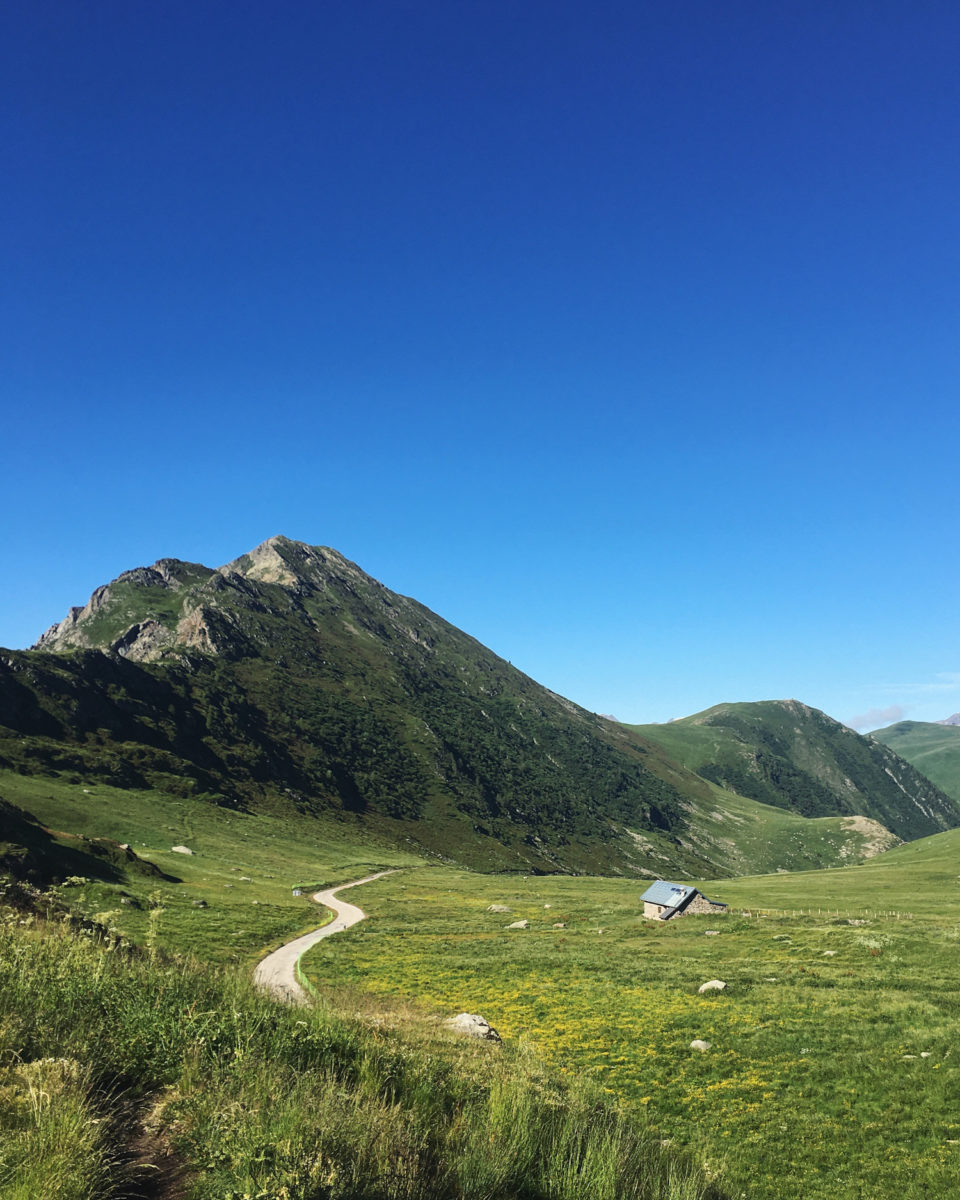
[30,538,398,663]
[938,713,960,727]
[222,537,372,594]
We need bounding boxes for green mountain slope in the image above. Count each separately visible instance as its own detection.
[871,720,960,805]
[626,699,959,843]
[2,536,715,877]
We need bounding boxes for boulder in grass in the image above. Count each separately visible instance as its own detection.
[487,904,511,913]
[690,1039,712,1052]
[698,979,727,994]
[505,919,529,930]
[443,1013,502,1043]
[171,845,194,855]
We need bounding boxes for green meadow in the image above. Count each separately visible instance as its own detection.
[6,767,960,1198]
[304,841,960,1200]
[0,770,421,964]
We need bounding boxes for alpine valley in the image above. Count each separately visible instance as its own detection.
[2,536,956,881]
[6,537,960,1200]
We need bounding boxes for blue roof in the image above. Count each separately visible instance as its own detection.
[641,880,697,907]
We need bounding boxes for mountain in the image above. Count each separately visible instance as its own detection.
[2,536,716,876]
[871,720,960,806]
[937,713,960,726]
[626,700,960,843]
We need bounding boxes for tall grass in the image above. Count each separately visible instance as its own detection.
[0,910,724,1200]
[0,1057,111,1200]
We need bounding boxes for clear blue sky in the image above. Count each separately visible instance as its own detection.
[3,1,959,730]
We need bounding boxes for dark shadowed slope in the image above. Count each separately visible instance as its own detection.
[2,537,711,876]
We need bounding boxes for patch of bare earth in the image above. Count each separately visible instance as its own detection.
[841,815,901,859]
[119,1101,191,1200]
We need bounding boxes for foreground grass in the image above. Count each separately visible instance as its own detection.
[0,904,723,1200]
[305,846,960,1200]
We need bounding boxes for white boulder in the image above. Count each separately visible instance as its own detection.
[698,979,727,994]
[443,1013,502,1043]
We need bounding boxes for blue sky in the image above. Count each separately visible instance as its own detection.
[3,1,959,729]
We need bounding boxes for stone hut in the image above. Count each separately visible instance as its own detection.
[641,880,727,921]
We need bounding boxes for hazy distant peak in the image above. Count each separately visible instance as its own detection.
[938,713,960,726]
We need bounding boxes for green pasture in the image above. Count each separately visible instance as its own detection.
[0,770,420,963]
[305,841,960,1200]
[7,764,960,1198]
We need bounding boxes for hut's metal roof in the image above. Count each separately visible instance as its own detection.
[640,880,697,907]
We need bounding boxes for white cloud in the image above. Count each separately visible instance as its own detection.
[845,704,905,731]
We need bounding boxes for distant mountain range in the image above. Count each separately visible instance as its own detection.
[871,720,960,807]
[2,537,957,878]
[628,699,958,843]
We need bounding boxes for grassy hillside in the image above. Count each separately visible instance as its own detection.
[307,843,960,1200]
[871,720,960,804]
[0,536,729,877]
[3,758,959,1199]
[0,769,423,965]
[0,765,722,1200]
[627,699,959,841]
[0,904,721,1200]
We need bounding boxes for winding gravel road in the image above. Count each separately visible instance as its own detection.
[253,870,399,1004]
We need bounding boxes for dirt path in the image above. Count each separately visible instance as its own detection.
[253,870,399,1004]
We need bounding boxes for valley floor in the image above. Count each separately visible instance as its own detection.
[301,855,960,1200]
[5,769,960,1199]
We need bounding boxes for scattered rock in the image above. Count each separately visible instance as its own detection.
[823,950,837,956]
[902,1054,918,1060]
[690,1039,712,1052]
[120,896,138,907]
[763,977,777,982]
[443,1013,502,1043]
[847,919,868,926]
[487,904,511,913]
[118,843,130,851]
[192,899,208,908]
[698,980,727,994]
[505,919,529,930]
[553,922,566,929]
[921,1052,933,1058]
[704,930,720,936]
[239,876,252,882]
[171,845,194,856]
[543,903,552,909]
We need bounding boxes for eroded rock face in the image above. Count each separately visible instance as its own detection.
[443,1013,502,1043]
